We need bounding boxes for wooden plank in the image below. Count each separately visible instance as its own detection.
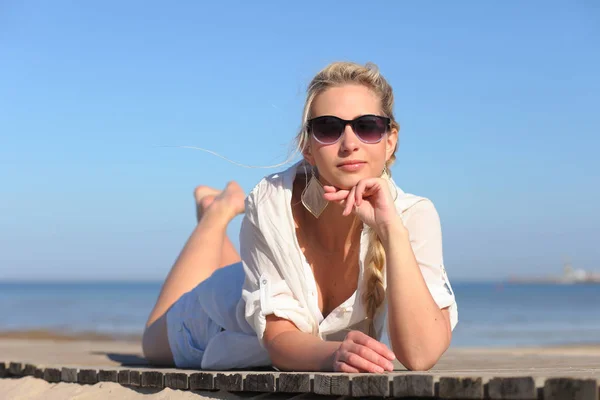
[43,368,61,383]
[129,370,141,387]
[488,377,537,400]
[189,372,214,391]
[392,374,434,398]
[330,375,350,396]
[22,364,36,376]
[9,362,23,376]
[244,373,276,392]
[0,363,6,378]
[214,373,243,391]
[141,371,164,389]
[78,369,98,385]
[164,372,189,390]
[351,375,389,397]
[313,374,331,395]
[117,370,130,386]
[97,369,118,382]
[313,373,350,396]
[544,378,598,400]
[61,367,78,383]
[34,367,44,379]
[278,373,311,393]
[439,377,484,399]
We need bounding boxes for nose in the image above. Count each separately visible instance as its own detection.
[339,124,360,153]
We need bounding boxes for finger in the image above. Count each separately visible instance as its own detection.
[343,187,356,216]
[354,179,380,207]
[322,185,337,193]
[348,343,394,371]
[349,331,396,361]
[347,343,394,371]
[323,190,350,202]
[354,180,367,207]
[362,182,381,198]
[340,350,387,373]
[333,360,360,373]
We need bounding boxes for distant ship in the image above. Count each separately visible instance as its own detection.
[508,263,600,284]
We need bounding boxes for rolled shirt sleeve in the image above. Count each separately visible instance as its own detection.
[401,199,459,331]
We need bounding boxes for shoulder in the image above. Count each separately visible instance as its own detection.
[392,186,438,217]
[391,185,442,234]
[244,162,298,223]
[246,172,285,208]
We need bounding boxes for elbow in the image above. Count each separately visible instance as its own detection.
[392,337,450,372]
[401,356,438,372]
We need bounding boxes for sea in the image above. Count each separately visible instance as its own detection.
[1,282,599,348]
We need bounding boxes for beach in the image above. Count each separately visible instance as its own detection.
[2,332,599,399]
[2,282,600,397]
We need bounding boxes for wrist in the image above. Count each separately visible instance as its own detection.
[376,216,408,244]
[319,341,342,371]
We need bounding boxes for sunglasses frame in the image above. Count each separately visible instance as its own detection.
[307,114,391,145]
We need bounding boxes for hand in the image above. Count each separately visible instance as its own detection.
[323,178,400,233]
[331,330,396,373]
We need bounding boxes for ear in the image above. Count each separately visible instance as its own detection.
[385,128,398,162]
[303,142,316,166]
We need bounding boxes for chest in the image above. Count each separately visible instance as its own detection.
[297,235,360,318]
[291,178,361,318]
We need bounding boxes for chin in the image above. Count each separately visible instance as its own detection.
[326,173,369,190]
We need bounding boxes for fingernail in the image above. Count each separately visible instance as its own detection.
[387,362,394,371]
[375,366,384,373]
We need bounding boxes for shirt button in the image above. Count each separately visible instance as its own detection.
[262,279,267,285]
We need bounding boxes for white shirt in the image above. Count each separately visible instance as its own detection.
[196,160,458,370]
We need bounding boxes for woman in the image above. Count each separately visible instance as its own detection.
[142,61,458,373]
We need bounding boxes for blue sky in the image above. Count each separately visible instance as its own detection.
[1,1,598,282]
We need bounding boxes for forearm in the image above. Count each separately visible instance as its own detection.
[266,331,340,371]
[378,219,451,371]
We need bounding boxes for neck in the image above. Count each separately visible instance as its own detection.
[304,204,363,253]
[292,172,363,254]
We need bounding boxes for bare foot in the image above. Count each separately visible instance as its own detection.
[194,186,221,222]
[210,181,246,220]
[197,195,218,222]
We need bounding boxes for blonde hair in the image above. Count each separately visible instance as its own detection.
[296,61,399,336]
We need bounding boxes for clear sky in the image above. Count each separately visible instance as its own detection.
[1,1,598,282]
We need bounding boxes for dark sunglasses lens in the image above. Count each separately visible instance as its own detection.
[310,117,343,143]
[353,116,387,143]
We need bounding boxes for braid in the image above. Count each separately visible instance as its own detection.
[362,227,386,337]
[362,158,396,337]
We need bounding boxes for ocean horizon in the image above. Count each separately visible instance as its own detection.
[1,281,599,348]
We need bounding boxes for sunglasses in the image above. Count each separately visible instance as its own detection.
[306,114,391,145]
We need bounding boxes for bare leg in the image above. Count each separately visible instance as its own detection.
[142,182,245,365]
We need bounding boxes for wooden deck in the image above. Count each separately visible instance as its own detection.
[1,339,599,399]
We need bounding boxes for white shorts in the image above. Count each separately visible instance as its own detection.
[166,286,223,368]
[165,262,252,369]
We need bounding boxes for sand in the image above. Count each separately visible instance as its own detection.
[0,377,246,400]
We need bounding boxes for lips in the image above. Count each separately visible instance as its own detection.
[337,160,367,172]
[337,160,366,167]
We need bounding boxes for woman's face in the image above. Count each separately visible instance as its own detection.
[305,84,398,190]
